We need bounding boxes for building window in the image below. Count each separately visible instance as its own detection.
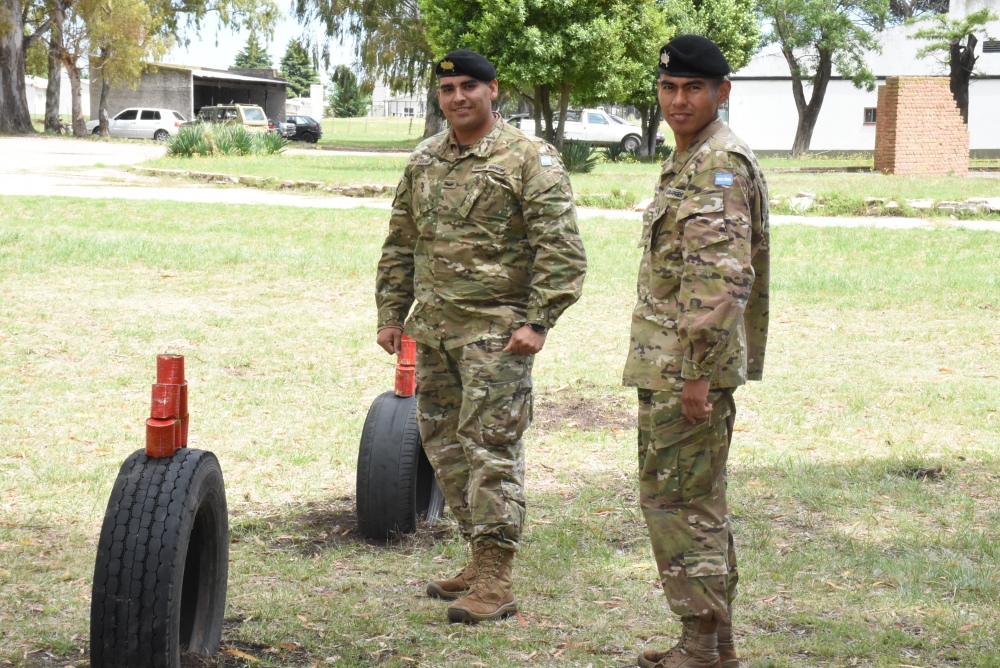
[864,107,877,125]
[984,40,1000,53]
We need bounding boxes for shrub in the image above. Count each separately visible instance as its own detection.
[258,130,288,155]
[167,126,206,157]
[560,140,600,174]
[602,143,637,164]
[166,125,287,157]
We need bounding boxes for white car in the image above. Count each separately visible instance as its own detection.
[87,108,187,141]
[513,108,664,152]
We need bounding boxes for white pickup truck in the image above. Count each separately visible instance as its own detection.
[511,108,650,152]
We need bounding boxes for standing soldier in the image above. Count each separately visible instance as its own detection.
[623,35,770,668]
[375,49,586,624]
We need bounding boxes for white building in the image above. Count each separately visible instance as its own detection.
[729,0,1000,154]
[25,72,90,118]
[369,81,425,117]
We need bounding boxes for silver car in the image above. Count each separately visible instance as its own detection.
[86,108,187,141]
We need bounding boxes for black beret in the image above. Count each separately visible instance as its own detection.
[658,34,731,78]
[435,49,496,81]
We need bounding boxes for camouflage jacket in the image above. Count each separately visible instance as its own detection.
[623,118,770,390]
[376,116,587,349]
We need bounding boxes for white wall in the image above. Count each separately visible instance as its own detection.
[968,78,1000,150]
[728,79,878,152]
[25,73,91,118]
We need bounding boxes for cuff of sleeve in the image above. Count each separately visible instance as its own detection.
[526,308,553,329]
[681,358,713,380]
[377,310,405,330]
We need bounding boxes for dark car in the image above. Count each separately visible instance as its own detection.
[286,115,323,143]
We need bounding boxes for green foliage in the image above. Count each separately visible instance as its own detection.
[560,140,600,174]
[325,64,372,117]
[167,124,286,157]
[234,34,272,68]
[280,38,320,98]
[664,0,761,72]
[602,142,637,163]
[24,34,48,77]
[575,187,637,209]
[760,0,889,91]
[909,8,998,60]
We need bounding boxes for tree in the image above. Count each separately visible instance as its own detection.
[909,8,998,125]
[280,37,319,97]
[421,0,663,149]
[1,0,51,134]
[760,0,889,156]
[624,0,762,157]
[291,0,444,137]
[325,64,371,117]
[234,33,272,68]
[888,0,947,21]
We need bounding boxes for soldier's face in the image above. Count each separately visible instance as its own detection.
[657,75,731,144]
[437,76,498,135]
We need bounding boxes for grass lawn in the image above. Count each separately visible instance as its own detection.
[139,152,1000,215]
[2,197,999,667]
[318,117,423,151]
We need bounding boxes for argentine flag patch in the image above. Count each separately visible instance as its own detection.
[714,172,734,187]
[540,155,553,166]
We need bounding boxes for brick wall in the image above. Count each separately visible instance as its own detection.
[874,77,969,176]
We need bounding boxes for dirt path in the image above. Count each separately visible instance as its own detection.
[4,136,1000,230]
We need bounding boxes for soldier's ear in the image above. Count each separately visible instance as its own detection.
[488,79,499,101]
[716,80,732,107]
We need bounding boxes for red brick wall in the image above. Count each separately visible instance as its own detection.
[874,77,969,176]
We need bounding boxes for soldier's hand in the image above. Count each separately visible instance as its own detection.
[681,378,713,424]
[377,327,403,355]
[502,325,546,355]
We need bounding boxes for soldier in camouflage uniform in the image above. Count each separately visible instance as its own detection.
[375,49,586,624]
[623,35,770,668]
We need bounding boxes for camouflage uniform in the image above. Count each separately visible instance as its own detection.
[376,115,586,550]
[623,117,769,622]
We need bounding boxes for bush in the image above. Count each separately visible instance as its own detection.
[602,143,637,164]
[560,140,600,174]
[166,125,287,157]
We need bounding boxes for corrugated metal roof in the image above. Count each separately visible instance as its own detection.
[192,69,286,85]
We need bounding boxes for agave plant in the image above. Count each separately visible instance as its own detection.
[166,126,205,157]
[560,140,600,174]
[257,130,288,155]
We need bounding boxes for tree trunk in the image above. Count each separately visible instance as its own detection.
[538,84,554,143]
[950,34,976,125]
[783,44,833,157]
[100,76,111,135]
[638,102,661,158]
[64,62,86,136]
[44,0,65,134]
[422,76,445,138]
[0,0,36,134]
[553,82,570,150]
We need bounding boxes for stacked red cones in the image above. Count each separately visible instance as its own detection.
[145,354,189,458]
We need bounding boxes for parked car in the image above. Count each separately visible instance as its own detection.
[286,115,323,143]
[268,118,293,137]
[609,113,666,146]
[184,104,269,133]
[86,108,186,141]
[514,108,649,152]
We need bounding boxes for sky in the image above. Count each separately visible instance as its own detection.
[161,10,354,84]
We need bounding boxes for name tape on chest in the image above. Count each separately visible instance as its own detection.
[714,172,734,187]
[472,164,508,175]
[664,187,685,199]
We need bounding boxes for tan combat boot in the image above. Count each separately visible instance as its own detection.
[637,617,720,668]
[426,544,479,600]
[717,618,738,668]
[446,542,517,623]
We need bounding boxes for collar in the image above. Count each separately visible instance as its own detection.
[664,117,724,173]
[442,113,504,160]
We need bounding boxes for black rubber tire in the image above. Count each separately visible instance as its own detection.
[621,134,641,153]
[90,448,229,668]
[92,127,101,135]
[301,132,314,143]
[357,391,446,539]
[154,129,170,142]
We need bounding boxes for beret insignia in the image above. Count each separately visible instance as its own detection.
[440,60,455,71]
[661,52,670,67]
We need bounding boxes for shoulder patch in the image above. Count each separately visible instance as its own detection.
[411,157,433,166]
[472,164,508,175]
[665,187,685,199]
[714,172,734,187]
[540,155,553,167]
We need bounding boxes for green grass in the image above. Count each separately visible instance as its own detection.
[318,116,424,150]
[2,197,999,666]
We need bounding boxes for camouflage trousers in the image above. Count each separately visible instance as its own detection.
[415,331,533,551]
[637,387,739,623]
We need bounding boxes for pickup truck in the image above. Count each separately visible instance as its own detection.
[511,108,657,152]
